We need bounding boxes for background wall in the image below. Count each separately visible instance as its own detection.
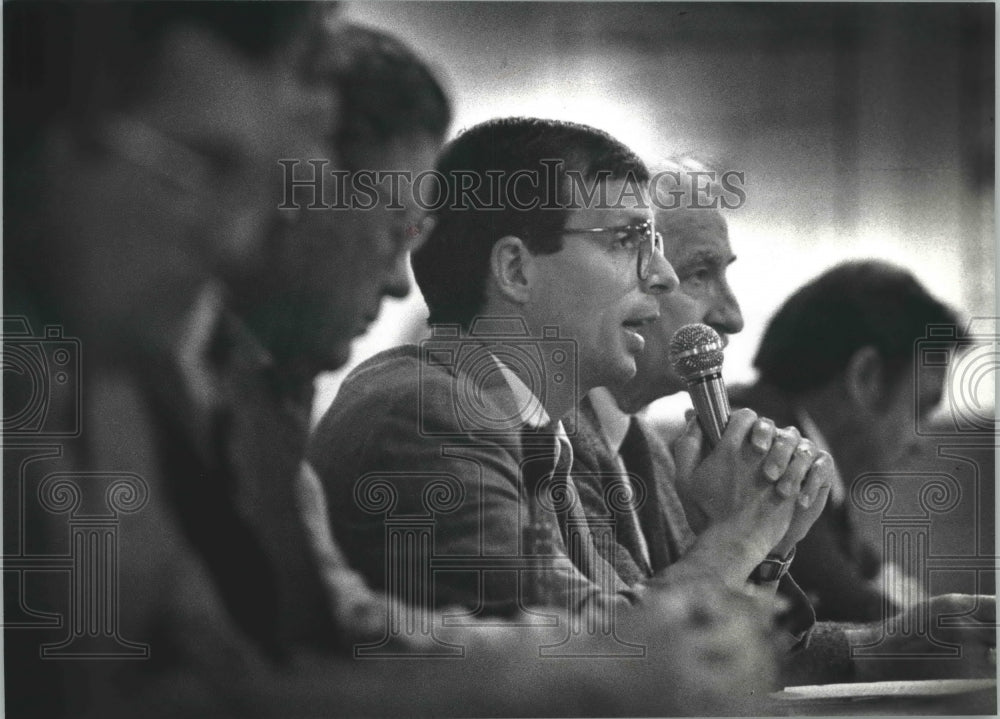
[313,1,995,425]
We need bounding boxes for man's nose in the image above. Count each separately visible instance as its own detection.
[708,285,744,335]
[383,250,412,300]
[641,249,679,295]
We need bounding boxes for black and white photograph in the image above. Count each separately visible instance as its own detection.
[3,2,996,716]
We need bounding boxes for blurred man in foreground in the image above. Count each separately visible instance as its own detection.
[5,2,340,714]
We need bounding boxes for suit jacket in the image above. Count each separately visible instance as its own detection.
[309,343,635,617]
[568,396,696,586]
[730,381,888,622]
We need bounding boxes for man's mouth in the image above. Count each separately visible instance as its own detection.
[621,314,658,351]
[622,313,658,332]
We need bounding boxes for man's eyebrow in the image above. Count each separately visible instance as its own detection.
[674,247,733,267]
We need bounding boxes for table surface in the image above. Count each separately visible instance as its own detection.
[768,678,998,716]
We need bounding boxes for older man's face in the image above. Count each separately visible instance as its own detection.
[632,209,744,399]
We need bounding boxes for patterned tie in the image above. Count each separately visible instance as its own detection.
[613,417,657,572]
[520,424,573,606]
[617,417,658,573]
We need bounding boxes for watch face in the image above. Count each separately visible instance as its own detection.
[760,563,782,582]
[753,559,786,583]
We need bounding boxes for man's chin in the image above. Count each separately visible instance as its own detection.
[596,355,638,392]
[325,343,354,373]
[301,342,354,379]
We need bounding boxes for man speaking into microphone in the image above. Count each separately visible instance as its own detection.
[571,186,996,684]
[570,200,828,615]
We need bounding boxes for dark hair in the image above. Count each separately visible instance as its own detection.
[318,23,451,166]
[5,1,316,164]
[412,117,649,329]
[753,260,961,393]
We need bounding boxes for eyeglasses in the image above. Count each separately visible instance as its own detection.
[560,218,665,281]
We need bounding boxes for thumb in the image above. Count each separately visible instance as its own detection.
[672,413,704,482]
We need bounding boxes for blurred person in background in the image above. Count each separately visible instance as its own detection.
[731,260,965,621]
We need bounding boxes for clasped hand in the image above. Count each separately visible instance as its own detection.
[672,408,835,560]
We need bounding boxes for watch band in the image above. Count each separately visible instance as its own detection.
[750,546,796,584]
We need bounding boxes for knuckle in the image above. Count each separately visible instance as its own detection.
[775,427,796,444]
[814,451,834,473]
[756,416,775,430]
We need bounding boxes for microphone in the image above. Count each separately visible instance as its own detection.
[668,323,731,447]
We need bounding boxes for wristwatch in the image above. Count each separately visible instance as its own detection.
[750,546,796,584]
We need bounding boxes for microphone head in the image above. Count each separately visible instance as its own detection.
[669,324,725,382]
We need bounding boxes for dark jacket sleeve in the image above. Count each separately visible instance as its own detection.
[731,382,891,623]
[781,620,859,686]
[790,504,891,621]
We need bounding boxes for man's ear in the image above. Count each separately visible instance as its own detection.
[844,346,887,412]
[490,235,533,305]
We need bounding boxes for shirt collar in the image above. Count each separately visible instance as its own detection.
[588,386,632,453]
[492,353,552,431]
[491,354,572,470]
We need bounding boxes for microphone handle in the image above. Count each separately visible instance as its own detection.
[687,372,731,447]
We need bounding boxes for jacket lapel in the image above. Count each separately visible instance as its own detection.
[569,397,651,585]
[641,422,696,564]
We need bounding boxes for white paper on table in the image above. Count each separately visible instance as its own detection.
[774,678,997,701]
